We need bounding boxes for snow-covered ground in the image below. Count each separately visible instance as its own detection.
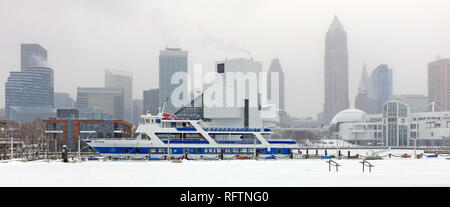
[0,150,449,187]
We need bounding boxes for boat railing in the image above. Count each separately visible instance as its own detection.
[217,140,262,144]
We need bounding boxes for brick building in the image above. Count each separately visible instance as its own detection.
[44,118,133,149]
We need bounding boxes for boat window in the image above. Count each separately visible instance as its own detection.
[150,148,156,154]
[145,119,150,123]
[277,149,282,154]
[184,149,189,154]
[209,133,258,141]
[184,133,205,140]
[142,133,150,140]
[155,133,182,140]
[232,149,239,154]
[171,122,176,127]
[215,149,222,154]
[157,148,166,154]
[261,134,271,140]
[225,149,231,154]
[136,148,141,154]
[256,149,264,154]
[156,119,161,123]
[249,148,255,153]
[241,149,248,154]
[124,148,129,154]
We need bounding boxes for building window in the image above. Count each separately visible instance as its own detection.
[217,63,225,73]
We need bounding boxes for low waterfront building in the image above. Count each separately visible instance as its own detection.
[44,117,133,149]
[330,100,450,147]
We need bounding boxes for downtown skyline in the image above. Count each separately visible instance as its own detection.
[1,0,450,118]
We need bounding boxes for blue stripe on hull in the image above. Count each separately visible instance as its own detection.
[93,147,292,155]
[162,140,209,144]
[268,141,297,144]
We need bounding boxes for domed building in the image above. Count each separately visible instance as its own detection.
[330,108,367,126]
[328,108,383,146]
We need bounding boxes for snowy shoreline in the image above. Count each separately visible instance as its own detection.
[1,154,449,187]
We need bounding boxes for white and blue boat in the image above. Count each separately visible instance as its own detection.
[85,111,298,160]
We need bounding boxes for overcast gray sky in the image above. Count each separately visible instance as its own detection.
[1,0,450,117]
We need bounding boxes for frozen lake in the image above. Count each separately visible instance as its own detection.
[1,152,449,187]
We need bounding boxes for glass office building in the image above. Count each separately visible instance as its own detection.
[105,69,133,122]
[368,64,393,113]
[5,44,54,121]
[76,87,124,120]
[159,48,188,114]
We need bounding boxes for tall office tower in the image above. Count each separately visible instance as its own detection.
[76,87,124,120]
[323,16,349,125]
[368,64,393,113]
[159,48,188,114]
[21,43,48,68]
[105,69,133,122]
[267,58,285,111]
[428,58,450,111]
[132,99,143,126]
[54,92,75,109]
[143,88,159,115]
[5,43,54,121]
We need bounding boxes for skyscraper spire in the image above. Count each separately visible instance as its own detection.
[328,15,346,33]
[267,58,285,111]
[358,61,369,93]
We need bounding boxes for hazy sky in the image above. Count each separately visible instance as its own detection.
[1,0,450,118]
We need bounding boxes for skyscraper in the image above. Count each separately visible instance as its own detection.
[132,99,143,126]
[428,58,450,111]
[54,92,75,109]
[76,87,124,120]
[323,16,349,125]
[355,62,376,113]
[368,64,393,113]
[159,48,188,114]
[267,58,285,111]
[20,43,47,68]
[143,88,159,115]
[105,69,133,122]
[5,43,54,121]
